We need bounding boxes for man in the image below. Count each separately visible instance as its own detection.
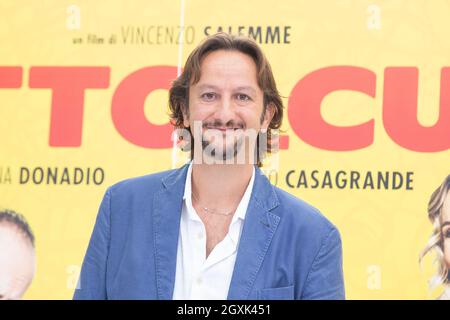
[0,210,36,300]
[74,32,345,300]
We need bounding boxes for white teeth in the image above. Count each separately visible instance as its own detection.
[205,127,241,130]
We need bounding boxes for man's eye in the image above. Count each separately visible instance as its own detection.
[236,94,251,101]
[201,93,216,100]
[445,228,450,239]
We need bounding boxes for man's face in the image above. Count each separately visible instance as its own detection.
[0,224,35,300]
[442,190,450,269]
[185,49,274,163]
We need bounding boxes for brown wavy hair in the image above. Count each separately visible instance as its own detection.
[168,32,284,167]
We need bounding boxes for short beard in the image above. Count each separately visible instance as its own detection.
[201,133,245,161]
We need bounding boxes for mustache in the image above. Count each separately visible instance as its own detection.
[201,120,245,130]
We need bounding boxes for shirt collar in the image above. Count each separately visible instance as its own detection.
[182,160,256,223]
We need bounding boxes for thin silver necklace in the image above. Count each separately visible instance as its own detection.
[191,191,235,216]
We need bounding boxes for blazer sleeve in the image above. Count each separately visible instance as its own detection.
[301,226,345,300]
[73,188,111,300]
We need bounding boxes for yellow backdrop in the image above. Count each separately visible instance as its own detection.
[0,0,449,299]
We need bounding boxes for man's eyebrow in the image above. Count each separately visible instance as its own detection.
[442,221,450,228]
[195,84,257,94]
[235,86,257,94]
[196,84,219,91]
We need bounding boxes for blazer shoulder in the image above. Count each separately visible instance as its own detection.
[108,167,177,196]
[272,186,337,235]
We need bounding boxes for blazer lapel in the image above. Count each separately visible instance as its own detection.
[152,163,189,300]
[227,166,281,300]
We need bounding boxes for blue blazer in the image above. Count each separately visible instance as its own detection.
[73,163,345,300]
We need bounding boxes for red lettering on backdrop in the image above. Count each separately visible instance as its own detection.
[4,64,447,152]
[111,66,177,148]
[383,67,450,152]
[0,67,22,87]
[288,66,376,151]
[29,67,110,146]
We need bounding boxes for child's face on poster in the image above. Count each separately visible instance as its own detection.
[0,225,35,300]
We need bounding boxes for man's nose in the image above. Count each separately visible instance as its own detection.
[214,96,236,124]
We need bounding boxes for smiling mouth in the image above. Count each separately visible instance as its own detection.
[204,126,243,131]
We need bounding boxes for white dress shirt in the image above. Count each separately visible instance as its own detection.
[172,161,255,300]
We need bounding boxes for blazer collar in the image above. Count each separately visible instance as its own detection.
[154,162,281,300]
[161,162,279,212]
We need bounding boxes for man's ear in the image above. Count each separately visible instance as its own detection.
[261,102,276,130]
